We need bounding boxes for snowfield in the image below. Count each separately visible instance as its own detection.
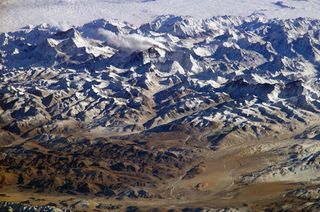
[1,0,320,32]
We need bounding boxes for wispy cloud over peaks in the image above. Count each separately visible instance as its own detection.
[97,29,163,52]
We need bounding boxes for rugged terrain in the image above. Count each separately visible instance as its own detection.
[0,15,320,211]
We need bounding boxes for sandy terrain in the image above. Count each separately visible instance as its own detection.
[1,135,318,211]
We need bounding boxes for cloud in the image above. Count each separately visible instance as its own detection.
[49,20,73,31]
[97,29,164,52]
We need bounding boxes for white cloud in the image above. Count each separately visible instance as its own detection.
[97,29,164,52]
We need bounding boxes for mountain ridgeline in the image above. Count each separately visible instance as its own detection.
[1,16,320,141]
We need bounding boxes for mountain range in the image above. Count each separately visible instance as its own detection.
[0,15,320,211]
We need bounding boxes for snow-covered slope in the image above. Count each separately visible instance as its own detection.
[1,15,320,148]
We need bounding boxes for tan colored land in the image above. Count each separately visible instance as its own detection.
[1,135,317,211]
